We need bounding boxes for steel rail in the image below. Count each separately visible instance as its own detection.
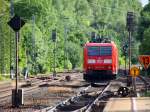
[0,72,80,105]
[47,82,110,112]
[85,82,111,112]
[47,84,92,112]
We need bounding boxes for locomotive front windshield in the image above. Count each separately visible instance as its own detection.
[88,46,99,56]
[88,46,112,56]
[100,46,112,56]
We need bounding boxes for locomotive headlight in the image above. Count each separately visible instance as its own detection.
[104,59,112,64]
[88,59,96,64]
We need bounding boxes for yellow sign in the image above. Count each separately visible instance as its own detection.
[139,55,150,70]
[130,66,140,77]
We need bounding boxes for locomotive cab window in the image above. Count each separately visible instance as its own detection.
[87,46,112,56]
[100,46,112,56]
[88,46,99,56]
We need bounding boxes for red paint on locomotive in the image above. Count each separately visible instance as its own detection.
[83,41,118,81]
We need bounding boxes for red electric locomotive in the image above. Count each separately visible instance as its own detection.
[83,40,118,81]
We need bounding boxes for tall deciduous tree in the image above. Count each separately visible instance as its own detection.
[138,2,150,55]
[0,0,142,76]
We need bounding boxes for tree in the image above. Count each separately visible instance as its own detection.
[137,2,150,55]
[0,0,142,76]
[66,42,82,69]
[139,28,150,55]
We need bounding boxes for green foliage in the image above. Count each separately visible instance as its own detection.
[119,57,125,66]
[0,75,10,81]
[66,41,82,69]
[137,3,150,41]
[139,28,150,55]
[0,0,142,76]
[137,2,150,75]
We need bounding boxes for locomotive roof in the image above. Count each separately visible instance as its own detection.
[85,42,116,47]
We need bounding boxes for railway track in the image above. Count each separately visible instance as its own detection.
[0,72,83,106]
[0,78,44,105]
[23,73,88,108]
[45,73,130,112]
[47,79,124,112]
[0,72,149,111]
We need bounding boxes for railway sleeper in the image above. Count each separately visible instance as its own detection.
[55,94,97,111]
[56,103,85,111]
[91,89,130,112]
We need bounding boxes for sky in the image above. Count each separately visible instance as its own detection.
[140,0,149,6]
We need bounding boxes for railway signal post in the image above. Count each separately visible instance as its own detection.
[8,15,25,107]
[52,29,57,77]
[126,12,135,86]
[64,26,67,69]
[123,44,128,75]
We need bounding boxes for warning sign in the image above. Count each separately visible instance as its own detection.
[130,66,140,77]
[139,55,150,70]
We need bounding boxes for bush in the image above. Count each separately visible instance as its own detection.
[0,75,10,81]
[66,42,82,69]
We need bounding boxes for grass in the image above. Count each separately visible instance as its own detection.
[0,75,11,81]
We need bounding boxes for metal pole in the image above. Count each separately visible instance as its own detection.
[127,12,134,87]
[15,32,19,93]
[132,69,137,96]
[64,26,67,69]
[53,41,56,77]
[129,31,131,73]
[127,31,132,86]
[129,31,137,96]
[133,77,137,96]
[14,31,19,107]
[125,55,127,75]
[32,15,35,74]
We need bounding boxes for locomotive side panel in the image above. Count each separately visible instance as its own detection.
[112,43,118,75]
[111,43,118,75]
